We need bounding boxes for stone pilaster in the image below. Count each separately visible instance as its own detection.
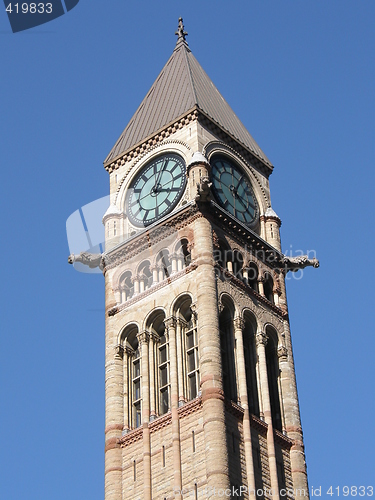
[193,215,230,495]
[234,317,256,498]
[137,331,151,500]
[256,331,280,500]
[105,275,123,500]
[280,321,309,498]
[165,316,182,498]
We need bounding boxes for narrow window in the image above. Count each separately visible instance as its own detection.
[219,308,237,401]
[162,445,166,467]
[243,322,260,416]
[195,483,198,500]
[132,347,141,428]
[133,460,136,481]
[185,319,199,400]
[158,335,170,415]
[113,221,117,236]
[192,430,196,452]
[266,335,282,431]
[115,174,118,183]
[270,224,274,239]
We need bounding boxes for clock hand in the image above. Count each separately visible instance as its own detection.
[153,159,167,192]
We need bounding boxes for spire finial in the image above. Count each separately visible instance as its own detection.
[175,17,188,45]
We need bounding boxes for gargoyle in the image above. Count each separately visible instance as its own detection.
[282,255,320,272]
[195,176,212,202]
[68,252,104,270]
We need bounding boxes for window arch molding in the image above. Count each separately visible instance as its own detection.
[118,322,140,349]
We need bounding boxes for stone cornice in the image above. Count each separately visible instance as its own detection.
[108,263,197,316]
[249,414,268,435]
[104,108,199,171]
[104,107,273,178]
[217,266,287,319]
[118,397,203,447]
[104,202,201,272]
[208,203,284,268]
[118,427,143,448]
[274,428,294,449]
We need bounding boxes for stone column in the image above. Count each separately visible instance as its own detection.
[105,278,123,500]
[243,268,249,285]
[171,253,178,273]
[234,318,256,498]
[165,317,182,498]
[193,215,230,494]
[138,331,151,500]
[279,322,309,497]
[151,265,159,285]
[132,276,140,296]
[256,331,280,500]
[258,276,265,297]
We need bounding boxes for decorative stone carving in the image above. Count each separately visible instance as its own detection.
[282,255,320,272]
[136,331,149,345]
[256,331,269,347]
[68,252,104,270]
[195,176,212,202]
[164,316,177,330]
[277,345,288,361]
[233,317,245,331]
[114,344,124,360]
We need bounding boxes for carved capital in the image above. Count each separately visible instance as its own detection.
[277,345,288,361]
[190,303,198,321]
[164,316,177,330]
[256,331,269,347]
[124,345,134,357]
[114,344,124,359]
[149,331,160,344]
[137,331,149,345]
[233,317,245,332]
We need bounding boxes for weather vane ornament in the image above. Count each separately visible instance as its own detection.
[175,17,188,44]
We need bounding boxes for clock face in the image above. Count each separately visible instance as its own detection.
[211,156,258,224]
[126,153,186,227]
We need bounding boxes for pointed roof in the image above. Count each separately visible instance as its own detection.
[105,19,272,169]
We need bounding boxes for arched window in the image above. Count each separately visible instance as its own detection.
[247,263,259,292]
[265,329,282,431]
[263,272,274,303]
[120,271,134,303]
[232,250,243,280]
[156,250,171,281]
[219,306,237,402]
[243,316,260,417]
[175,238,191,268]
[138,260,152,291]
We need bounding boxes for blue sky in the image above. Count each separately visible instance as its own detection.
[0,1,374,499]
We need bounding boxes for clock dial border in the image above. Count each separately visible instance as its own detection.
[126,153,187,227]
[210,155,258,225]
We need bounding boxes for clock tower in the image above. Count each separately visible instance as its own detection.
[101,19,317,500]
